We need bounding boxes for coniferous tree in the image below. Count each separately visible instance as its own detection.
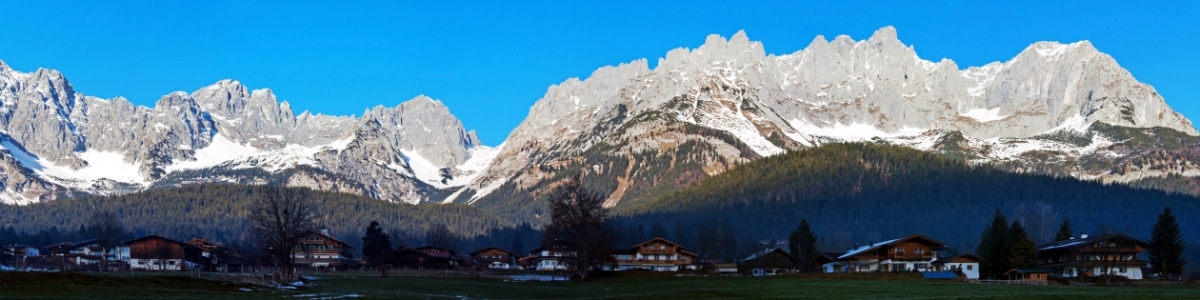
[1054,218,1074,242]
[511,231,524,254]
[978,209,1010,278]
[788,219,818,271]
[1149,207,1187,278]
[1007,222,1038,269]
[360,220,392,267]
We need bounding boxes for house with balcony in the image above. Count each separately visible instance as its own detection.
[470,247,518,270]
[604,237,698,272]
[124,235,203,271]
[1036,232,1150,280]
[827,233,947,273]
[530,240,576,271]
[292,229,354,269]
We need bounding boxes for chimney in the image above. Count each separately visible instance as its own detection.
[852,243,859,250]
[1080,232,1088,239]
[321,229,330,235]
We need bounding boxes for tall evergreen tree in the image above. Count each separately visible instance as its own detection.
[788,219,819,270]
[978,209,1010,278]
[1054,218,1074,242]
[1007,221,1037,269]
[510,231,524,254]
[360,220,392,267]
[1149,207,1187,278]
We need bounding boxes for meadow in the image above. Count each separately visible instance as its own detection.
[1,272,1197,299]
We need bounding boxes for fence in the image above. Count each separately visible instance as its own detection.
[973,279,1049,286]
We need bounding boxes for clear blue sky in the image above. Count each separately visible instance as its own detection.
[1,1,1196,146]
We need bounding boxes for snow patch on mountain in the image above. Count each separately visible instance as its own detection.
[167,134,262,172]
[2,138,145,188]
[962,108,1007,123]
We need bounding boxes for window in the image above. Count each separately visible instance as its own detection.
[967,265,973,270]
[1119,267,1126,272]
[894,248,904,255]
[915,248,924,255]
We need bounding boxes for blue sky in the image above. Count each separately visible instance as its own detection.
[1,1,1196,146]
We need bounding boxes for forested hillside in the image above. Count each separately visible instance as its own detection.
[617,143,1200,253]
[0,185,508,249]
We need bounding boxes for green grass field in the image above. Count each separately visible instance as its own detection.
[1,272,1197,299]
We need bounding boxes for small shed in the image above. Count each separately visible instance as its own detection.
[1004,268,1050,282]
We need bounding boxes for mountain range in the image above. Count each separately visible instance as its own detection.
[1,27,1198,223]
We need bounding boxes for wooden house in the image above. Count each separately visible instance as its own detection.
[827,233,947,273]
[738,247,798,276]
[470,247,517,270]
[1036,232,1150,280]
[392,248,436,268]
[124,235,202,271]
[292,230,354,269]
[185,238,240,272]
[604,237,699,272]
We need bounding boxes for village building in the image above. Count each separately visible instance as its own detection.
[1004,268,1050,283]
[932,253,984,279]
[124,235,202,271]
[738,247,798,276]
[810,252,845,273]
[292,229,354,269]
[823,233,947,273]
[530,240,576,271]
[604,237,698,272]
[3,245,39,270]
[470,247,517,270]
[185,238,240,272]
[1036,232,1150,280]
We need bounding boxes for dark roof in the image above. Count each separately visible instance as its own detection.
[810,251,845,265]
[630,237,687,250]
[185,238,223,248]
[837,233,946,260]
[469,247,514,256]
[933,253,985,264]
[122,235,186,246]
[296,230,355,249]
[740,247,797,263]
[1037,233,1150,252]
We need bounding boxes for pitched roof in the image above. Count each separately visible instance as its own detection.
[469,246,514,256]
[741,247,797,263]
[933,253,985,264]
[122,235,186,246]
[296,230,355,249]
[630,237,687,250]
[837,233,945,260]
[1036,233,1150,251]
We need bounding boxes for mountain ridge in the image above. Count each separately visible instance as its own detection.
[2,26,1199,216]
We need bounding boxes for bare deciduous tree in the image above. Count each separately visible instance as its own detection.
[543,174,614,280]
[423,223,460,252]
[91,211,124,272]
[248,187,316,282]
[1013,201,1057,246]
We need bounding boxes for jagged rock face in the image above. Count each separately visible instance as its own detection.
[458,26,1199,219]
[0,60,485,204]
